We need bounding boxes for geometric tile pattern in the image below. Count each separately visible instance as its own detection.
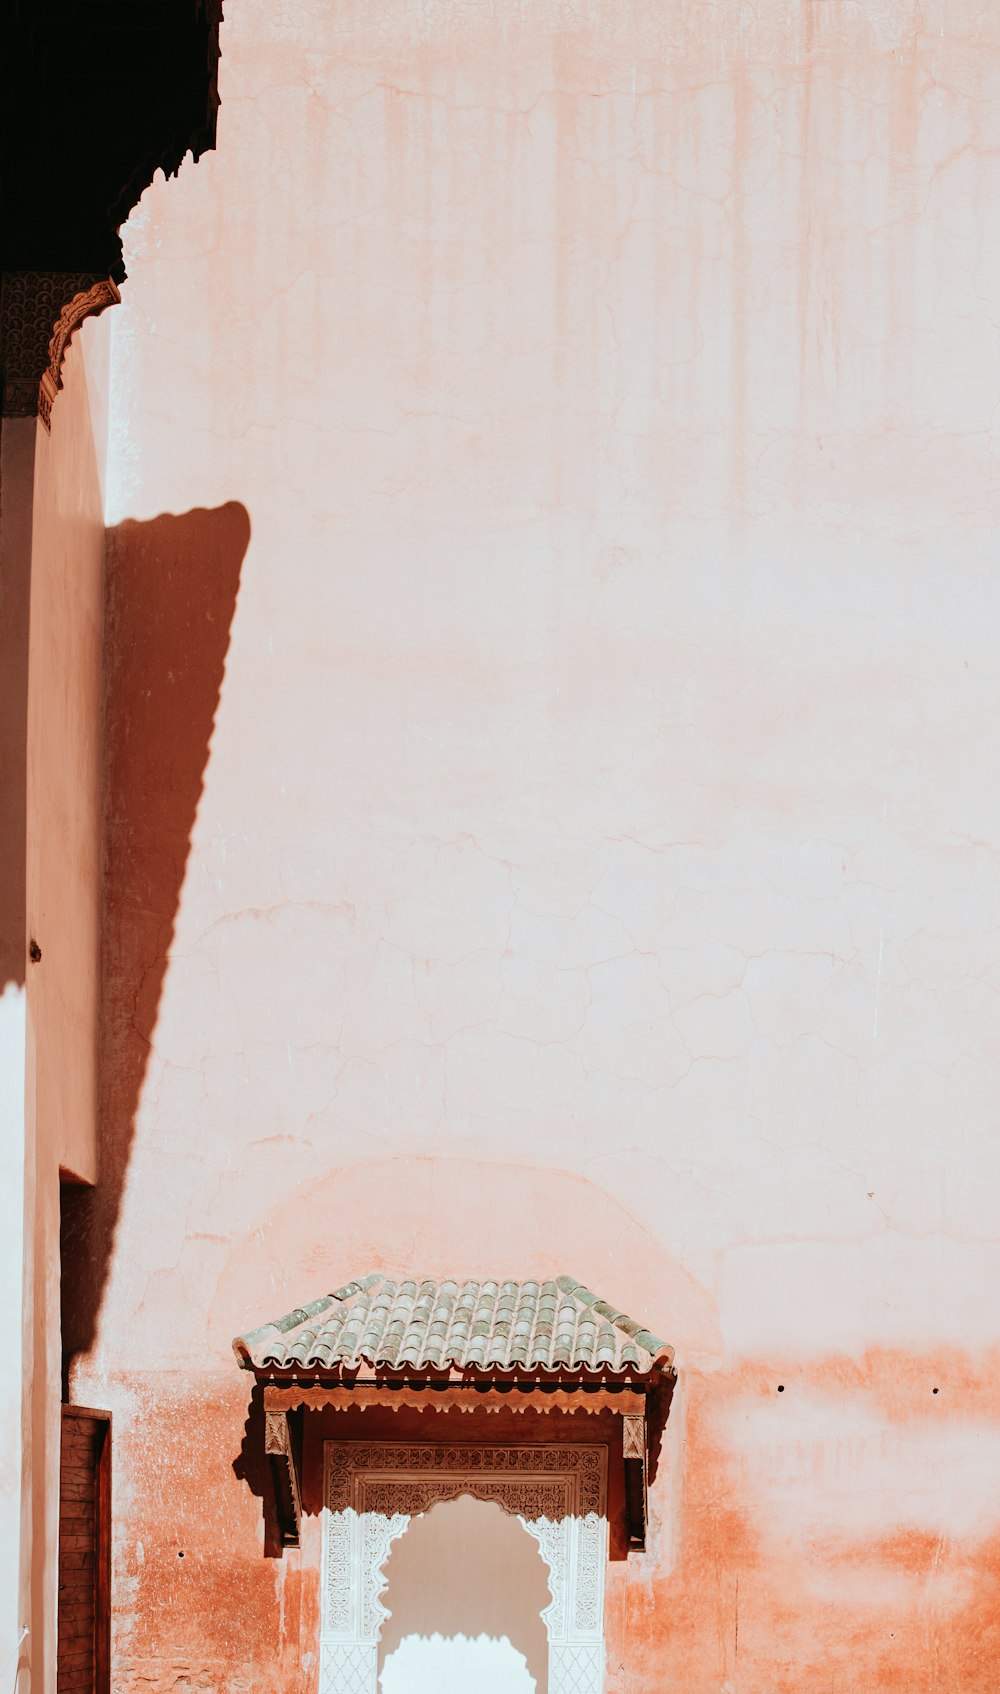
[551,1642,605,1693]
[319,1642,376,1694]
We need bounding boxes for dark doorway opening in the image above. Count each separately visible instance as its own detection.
[57,1406,110,1694]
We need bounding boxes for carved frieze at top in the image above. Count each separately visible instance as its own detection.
[0,272,120,428]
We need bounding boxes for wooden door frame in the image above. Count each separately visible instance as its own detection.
[60,1405,111,1694]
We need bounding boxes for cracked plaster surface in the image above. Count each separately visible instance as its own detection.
[92,0,1000,1379]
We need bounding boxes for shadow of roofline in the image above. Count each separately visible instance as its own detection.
[62,500,250,1382]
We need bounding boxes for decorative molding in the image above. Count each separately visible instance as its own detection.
[325,1442,605,1518]
[551,1643,606,1692]
[264,1409,301,1546]
[622,1414,647,1550]
[263,1382,646,1418]
[319,1644,374,1694]
[622,1414,645,1460]
[38,279,120,428]
[321,1442,607,1694]
[0,271,119,427]
[264,1409,290,1455]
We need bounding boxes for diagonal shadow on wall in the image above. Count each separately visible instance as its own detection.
[62,501,250,1374]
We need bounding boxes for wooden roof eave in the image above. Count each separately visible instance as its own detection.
[247,1352,672,1389]
[262,1374,650,1419]
[254,1363,674,1556]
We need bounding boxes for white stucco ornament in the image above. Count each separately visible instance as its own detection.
[321,1443,608,1694]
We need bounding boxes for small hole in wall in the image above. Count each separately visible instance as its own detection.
[177,1551,185,1559]
[932,1387,939,1395]
[777,1385,785,1393]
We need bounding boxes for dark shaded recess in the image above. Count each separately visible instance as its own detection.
[57,1406,110,1694]
[1,1,223,279]
[646,1368,675,1492]
[1,0,224,942]
[0,422,33,989]
[60,503,250,1380]
[232,1386,286,1559]
[61,1174,94,1400]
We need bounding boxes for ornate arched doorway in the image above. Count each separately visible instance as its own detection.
[320,1442,608,1694]
[234,1274,676,1694]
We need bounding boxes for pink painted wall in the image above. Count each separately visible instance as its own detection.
[64,0,1000,1687]
[6,314,111,1694]
[28,323,108,1193]
[0,409,35,1685]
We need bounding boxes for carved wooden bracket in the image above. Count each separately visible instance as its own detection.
[622,1411,647,1549]
[264,1408,302,1548]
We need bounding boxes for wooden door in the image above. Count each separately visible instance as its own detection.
[57,1407,110,1694]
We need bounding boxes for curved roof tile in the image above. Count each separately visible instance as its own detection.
[234,1274,672,1377]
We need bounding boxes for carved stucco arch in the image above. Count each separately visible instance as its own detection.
[321,1442,608,1694]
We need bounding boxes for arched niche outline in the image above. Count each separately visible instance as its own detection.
[320,1442,607,1694]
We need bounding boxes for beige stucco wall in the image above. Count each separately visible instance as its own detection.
[27,321,108,1192]
[60,0,1000,1687]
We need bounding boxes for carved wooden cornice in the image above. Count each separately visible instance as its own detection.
[263,1382,647,1418]
[260,1381,659,1551]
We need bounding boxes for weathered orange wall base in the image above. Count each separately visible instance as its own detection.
[19,317,110,1694]
[94,1351,1000,1693]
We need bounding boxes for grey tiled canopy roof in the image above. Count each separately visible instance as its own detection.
[234,1274,672,1377]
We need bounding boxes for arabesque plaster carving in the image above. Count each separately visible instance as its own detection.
[322,1444,607,1694]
